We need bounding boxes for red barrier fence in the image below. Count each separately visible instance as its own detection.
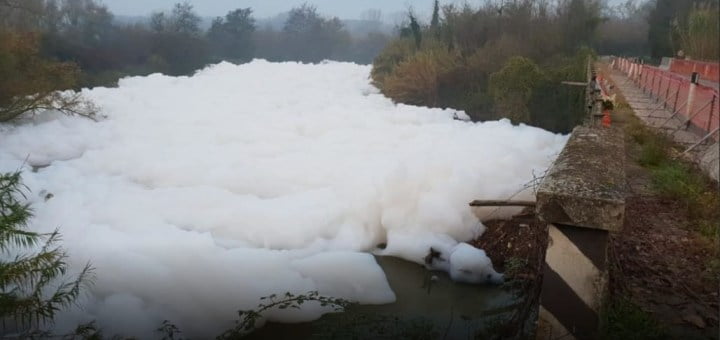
[612,57,719,141]
[669,59,720,83]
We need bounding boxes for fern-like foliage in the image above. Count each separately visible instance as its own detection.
[0,171,94,336]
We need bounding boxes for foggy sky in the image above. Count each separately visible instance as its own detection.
[101,0,438,20]
[102,0,627,21]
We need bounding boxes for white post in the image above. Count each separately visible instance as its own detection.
[632,59,640,81]
[687,72,700,118]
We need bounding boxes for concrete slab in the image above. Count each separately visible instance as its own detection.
[536,126,626,232]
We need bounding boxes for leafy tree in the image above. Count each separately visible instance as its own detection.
[399,12,422,49]
[150,11,167,33]
[489,56,545,124]
[0,172,94,335]
[144,2,209,75]
[58,0,114,45]
[647,0,701,59]
[0,0,47,31]
[560,0,603,53]
[595,1,652,56]
[281,4,349,63]
[0,31,97,122]
[207,8,256,62]
[673,2,719,60]
[430,0,441,32]
[372,0,603,132]
[169,2,201,36]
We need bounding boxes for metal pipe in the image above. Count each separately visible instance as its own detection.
[683,127,720,155]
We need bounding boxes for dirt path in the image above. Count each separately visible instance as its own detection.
[603,63,720,339]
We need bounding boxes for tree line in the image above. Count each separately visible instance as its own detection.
[594,0,719,61]
[372,0,602,133]
[371,0,719,133]
[1,1,390,88]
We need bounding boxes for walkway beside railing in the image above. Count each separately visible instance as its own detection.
[607,57,719,182]
[612,57,719,146]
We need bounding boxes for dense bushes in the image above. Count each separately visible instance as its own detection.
[381,47,456,106]
[371,0,597,132]
[488,57,545,124]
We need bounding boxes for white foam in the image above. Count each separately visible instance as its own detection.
[0,60,567,337]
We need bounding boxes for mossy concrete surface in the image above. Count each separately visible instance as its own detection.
[537,126,626,232]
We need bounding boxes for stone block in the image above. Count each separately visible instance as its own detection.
[537,126,626,232]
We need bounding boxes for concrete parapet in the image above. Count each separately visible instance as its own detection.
[536,126,625,340]
[536,126,626,232]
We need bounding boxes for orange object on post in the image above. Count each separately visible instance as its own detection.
[602,110,611,127]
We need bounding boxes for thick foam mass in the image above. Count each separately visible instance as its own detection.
[0,60,567,337]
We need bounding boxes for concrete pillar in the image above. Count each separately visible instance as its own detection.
[687,72,700,117]
[538,224,608,340]
[535,127,625,340]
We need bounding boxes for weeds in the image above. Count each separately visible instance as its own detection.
[218,291,351,339]
[625,115,719,241]
[638,139,669,167]
[650,163,704,202]
[601,298,667,340]
[504,257,528,278]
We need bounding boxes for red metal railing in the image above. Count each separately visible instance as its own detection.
[669,59,720,83]
[612,57,719,141]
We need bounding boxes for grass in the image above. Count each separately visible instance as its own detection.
[650,162,705,203]
[603,66,719,338]
[649,160,720,241]
[638,139,669,167]
[623,113,720,243]
[504,257,528,278]
[601,298,668,340]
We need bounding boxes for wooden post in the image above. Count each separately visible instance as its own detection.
[469,200,536,207]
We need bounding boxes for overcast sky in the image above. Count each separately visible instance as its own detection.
[102,0,627,20]
[101,0,439,20]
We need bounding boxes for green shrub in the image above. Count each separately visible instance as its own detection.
[651,162,704,203]
[626,120,651,145]
[370,39,416,86]
[638,139,669,167]
[488,56,545,124]
[381,48,458,106]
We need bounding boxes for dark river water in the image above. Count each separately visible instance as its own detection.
[245,256,525,339]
